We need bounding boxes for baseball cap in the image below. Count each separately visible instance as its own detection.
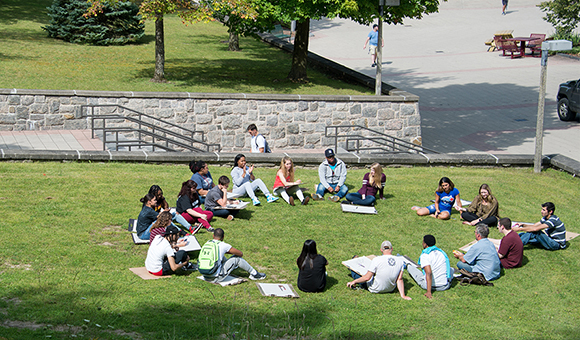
[381,240,392,250]
[164,225,181,236]
[325,149,335,158]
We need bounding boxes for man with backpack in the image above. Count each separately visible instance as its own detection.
[198,228,266,282]
[247,124,270,153]
[453,223,501,281]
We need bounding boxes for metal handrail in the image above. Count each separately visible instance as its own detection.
[81,105,221,152]
[325,125,439,154]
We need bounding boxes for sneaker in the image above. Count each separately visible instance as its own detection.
[301,196,310,206]
[252,198,261,206]
[227,215,234,221]
[266,195,279,203]
[289,196,295,206]
[328,195,340,202]
[249,272,266,280]
[371,63,376,67]
[206,227,215,233]
[183,262,198,271]
[312,193,324,201]
[189,223,202,235]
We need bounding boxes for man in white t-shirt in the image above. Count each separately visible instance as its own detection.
[346,241,411,300]
[145,226,192,276]
[407,234,453,299]
[247,124,267,153]
[201,228,266,282]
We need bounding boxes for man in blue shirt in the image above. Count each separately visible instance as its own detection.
[453,224,501,281]
[512,202,567,250]
[363,24,384,67]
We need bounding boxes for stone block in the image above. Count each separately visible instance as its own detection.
[314,123,326,132]
[294,112,305,121]
[155,108,173,119]
[385,120,403,130]
[298,101,308,112]
[196,114,212,124]
[0,102,7,113]
[34,95,46,103]
[194,102,207,114]
[259,105,273,115]
[305,133,321,144]
[144,99,160,108]
[248,101,257,110]
[233,103,248,114]
[222,115,242,130]
[46,114,64,126]
[0,114,17,124]
[175,112,188,124]
[8,95,20,105]
[401,104,416,116]
[362,106,377,118]
[287,135,304,146]
[309,102,319,111]
[247,110,258,121]
[216,106,233,116]
[274,138,288,148]
[16,106,29,119]
[71,97,88,105]
[332,111,347,120]
[64,119,89,130]
[21,95,34,105]
[321,136,335,146]
[301,124,315,133]
[284,102,297,112]
[159,100,172,109]
[279,113,293,123]
[287,123,300,134]
[404,126,419,137]
[235,134,246,148]
[221,135,234,146]
[266,116,278,127]
[29,104,48,114]
[271,127,286,139]
[350,104,361,115]
[378,108,395,120]
[407,115,421,126]
[59,105,76,113]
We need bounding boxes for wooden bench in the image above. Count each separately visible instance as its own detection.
[528,33,546,55]
[494,36,523,58]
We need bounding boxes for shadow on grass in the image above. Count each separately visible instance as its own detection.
[0,0,52,25]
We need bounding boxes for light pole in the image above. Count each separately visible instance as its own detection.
[533,40,572,173]
[375,0,399,96]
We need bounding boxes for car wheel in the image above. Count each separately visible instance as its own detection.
[558,98,577,121]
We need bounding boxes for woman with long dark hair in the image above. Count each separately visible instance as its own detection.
[230,154,278,206]
[296,240,328,293]
[460,184,499,226]
[189,160,215,204]
[412,177,463,220]
[176,180,214,233]
[137,193,158,240]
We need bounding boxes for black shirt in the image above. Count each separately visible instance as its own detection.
[297,254,327,293]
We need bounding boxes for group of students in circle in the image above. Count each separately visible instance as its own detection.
[136,149,566,294]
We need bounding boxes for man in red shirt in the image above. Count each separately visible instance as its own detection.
[497,217,523,268]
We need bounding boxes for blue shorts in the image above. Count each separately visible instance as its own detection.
[426,204,451,214]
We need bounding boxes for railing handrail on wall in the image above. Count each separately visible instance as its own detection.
[325,125,439,154]
[81,105,221,152]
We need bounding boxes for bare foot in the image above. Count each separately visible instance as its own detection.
[411,206,420,211]
[462,221,471,225]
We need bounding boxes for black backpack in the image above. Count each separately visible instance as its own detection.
[458,269,494,286]
[256,134,271,153]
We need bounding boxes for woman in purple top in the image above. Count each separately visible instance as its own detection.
[344,163,386,206]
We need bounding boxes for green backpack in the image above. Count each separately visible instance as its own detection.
[198,240,222,275]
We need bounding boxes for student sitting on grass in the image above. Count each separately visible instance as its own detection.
[204,176,239,221]
[137,193,158,240]
[297,240,327,293]
[344,163,385,206]
[149,184,192,232]
[273,156,310,206]
[231,154,278,206]
[176,180,214,233]
[189,160,215,204]
[459,183,499,227]
[145,225,193,276]
[149,211,174,243]
[412,177,463,220]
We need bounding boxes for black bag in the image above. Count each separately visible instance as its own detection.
[458,269,494,286]
[255,134,271,153]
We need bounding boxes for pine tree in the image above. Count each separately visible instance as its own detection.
[43,0,144,45]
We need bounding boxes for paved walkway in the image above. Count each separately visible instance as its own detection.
[2,0,579,162]
[308,0,580,161]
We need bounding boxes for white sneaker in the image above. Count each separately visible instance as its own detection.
[249,272,266,280]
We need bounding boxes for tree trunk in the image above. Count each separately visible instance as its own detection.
[151,14,166,83]
[287,19,309,82]
[228,31,240,51]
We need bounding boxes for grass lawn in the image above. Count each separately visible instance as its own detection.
[0,0,371,95]
[0,161,579,339]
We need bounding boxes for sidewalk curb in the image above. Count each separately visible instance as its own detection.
[1,149,578,177]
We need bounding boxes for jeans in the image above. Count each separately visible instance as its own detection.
[457,261,473,273]
[407,265,453,291]
[138,222,155,240]
[232,179,271,200]
[209,208,239,219]
[350,270,370,289]
[345,193,376,206]
[519,231,564,250]
[172,211,191,229]
[206,256,255,282]
[316,183,348,198]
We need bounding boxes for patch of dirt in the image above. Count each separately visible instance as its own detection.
[1,320,143,339]
[99,242,114,246]
[3,261,31,270]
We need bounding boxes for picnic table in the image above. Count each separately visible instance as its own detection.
[506,37,536,56]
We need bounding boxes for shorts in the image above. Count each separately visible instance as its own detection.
[426,204,451,214]
[502,0,508,5]
[369,45,377,55]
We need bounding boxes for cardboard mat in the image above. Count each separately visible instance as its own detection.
[129,267,170,280]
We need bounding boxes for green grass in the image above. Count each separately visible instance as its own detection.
[0,0,371,95]
[0,161,579,339]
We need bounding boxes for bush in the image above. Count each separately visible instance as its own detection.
[42,0,144,45]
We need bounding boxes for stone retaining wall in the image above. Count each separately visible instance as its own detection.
[0,89,421,152]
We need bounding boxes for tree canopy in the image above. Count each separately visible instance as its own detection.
[538,0,580,36]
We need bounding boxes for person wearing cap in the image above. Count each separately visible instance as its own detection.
[453,223,501,281]
[313,149,348,202]
[497,217,523,268]
[407,235,453,299]
[346,241,411,299]
[145,225,193,276]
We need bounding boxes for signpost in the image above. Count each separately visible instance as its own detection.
[375,0,400,95]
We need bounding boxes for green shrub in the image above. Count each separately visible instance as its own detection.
[42,0,144,45]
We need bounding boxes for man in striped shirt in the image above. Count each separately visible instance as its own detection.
[512,202,567,250]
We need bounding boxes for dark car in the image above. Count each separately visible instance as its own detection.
[557,78,580,121]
